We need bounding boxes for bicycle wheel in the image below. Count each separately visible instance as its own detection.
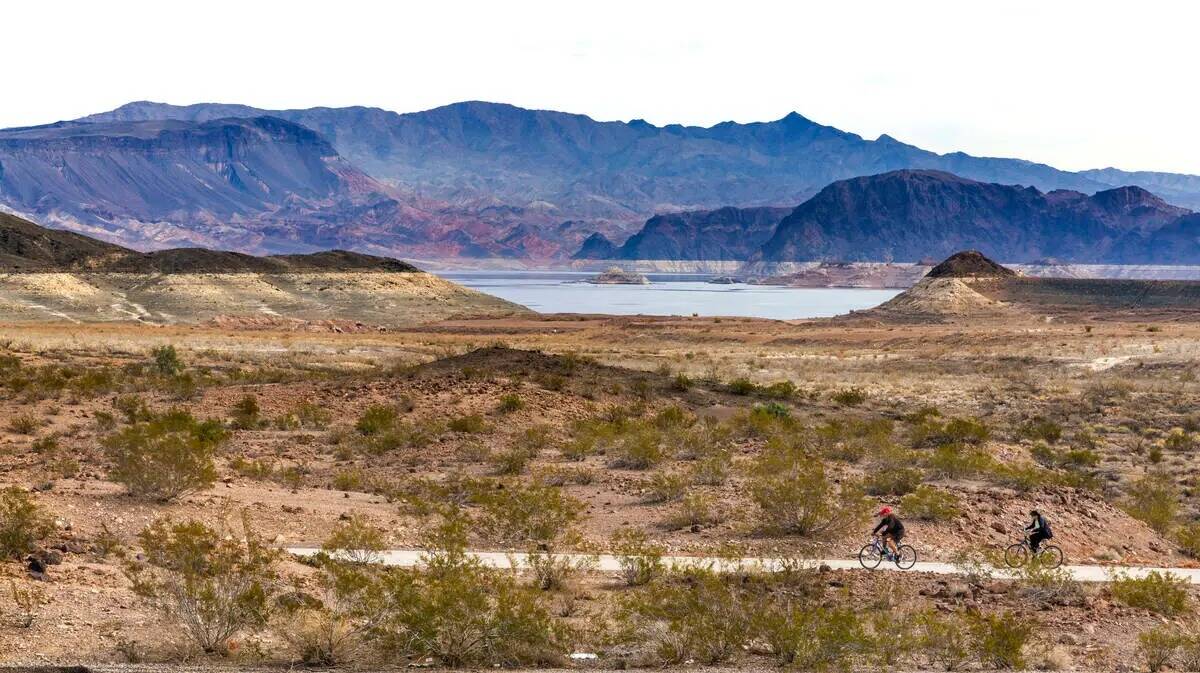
[859,543,882,570]
[1004,542,1029,568]
[1037,545,1064,569]
[895,544,917,570]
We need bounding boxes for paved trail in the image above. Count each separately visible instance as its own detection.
[287,548,1200,583]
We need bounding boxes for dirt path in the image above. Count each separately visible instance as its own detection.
[287,547,1200,583]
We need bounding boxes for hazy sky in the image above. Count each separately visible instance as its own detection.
[7,1,1198,174]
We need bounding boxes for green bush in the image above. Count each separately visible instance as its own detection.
[473,483,583,545]
[609,422,666,469]
[641,472,686,503]
[368,516,568,667]
[671,373,693,391]
[611,528,665,586]
[489,445,537,475]
[229,394,261,430]
[1122,472,1179,534]
[151,345,183,376]
[900,485,962,522]
[1020,417,1063,444]
[1110,571,1190,616]
[103,409,226,501]
[1175,522,1200,558]
[917,611,971,671]
[355,405,398,435]
[762,380,798,400]
[128,517,279,654]
[8,414,39,435]
[322,514,386,564]
[864,467,923,496]
[663,493,723,529]
[911,416,990,448]
[1138,626,1181,672]
[689,449,731,485]
[831,387,867,406]
[496,394,524,414]
[620,568,751,664]
[727,377,757,395]
[0,488,53,559]
[747,448,868,537]
[447,414,489,434]
[754,601,867,670]
[967,611,1032,669]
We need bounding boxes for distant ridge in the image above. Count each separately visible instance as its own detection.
[0,211,418,273]
[926,250,1017,278]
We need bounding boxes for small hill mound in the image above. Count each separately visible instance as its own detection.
[926,250,1017,278]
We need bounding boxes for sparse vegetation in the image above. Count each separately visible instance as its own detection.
[1110,571,1190,616]
[102,409,226,501]
[900,485,962,521]
[0,487,53,559]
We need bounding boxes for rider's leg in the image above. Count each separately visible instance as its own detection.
[885,535,898,555]
[1030,532,1044,554]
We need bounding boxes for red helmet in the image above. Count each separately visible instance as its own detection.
[877,506,893,516]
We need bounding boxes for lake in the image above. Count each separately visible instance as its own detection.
[437,271,902,320]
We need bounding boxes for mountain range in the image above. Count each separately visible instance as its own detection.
[2,100,1200,263]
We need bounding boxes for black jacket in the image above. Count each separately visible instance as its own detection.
[1026,514,1053,538]
[873,514,904,537]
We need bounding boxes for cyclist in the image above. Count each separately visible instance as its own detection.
[1026,509,1053,554]
[872,506,905,560]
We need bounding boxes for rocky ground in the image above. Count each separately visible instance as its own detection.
[0,308,1197,668]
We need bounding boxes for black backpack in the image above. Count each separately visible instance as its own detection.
[1040,516,1053,538]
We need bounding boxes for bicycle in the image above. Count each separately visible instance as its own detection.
[859,536,917,570]
[1004,530,1064,569]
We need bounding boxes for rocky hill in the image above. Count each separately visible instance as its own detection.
[753,170,1193,265]
[869,250,1200,321]
[0,211,523,325]
[575,206,790,261]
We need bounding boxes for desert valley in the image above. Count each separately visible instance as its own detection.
[5,4,1200,668]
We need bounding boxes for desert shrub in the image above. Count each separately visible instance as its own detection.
[523,550,594,591]
[653,405,693,430]
[229,456,273,480]
[355,405,398,435]
[1110,571,1189,616]
[911,416,990,448]
[489,445,537,475]
[127,517,279,654]
[1138,626,1182,672]
[0,488,53,559]
[369,517,568,667]
[102,409,226,501]
[620,568,751,664]
[609,422,665,469]
[753,601,867,670]
[747,447,868,537]
[831,387,867,406]
[229,394,262,430]
[1122,472,1179,534]
[322,514,386,564]
[611,528,665,586]
[669,416,734,460]
[917,611,971,671]
[114,394,151,424]
[760,380,797,400]
[1013,559,1086,606]
[989,462,1048,493]
[447,414,489,434]
[664,493,723,529]
[727,377,757,395]
[641,472,686,503]
[864,466,923,496]
[8,413,39,435]
[900,485,962,522]
[496,394,524,414]
[1175,522,1200,558]
[534,466,595,487]
[689,449,731,485]
[967,611,1032,669]
[923,443,996,479]
[1164,428,1196,452]
[1019,417,1063,444]
[30,434,58,453]
[671,373,693,391]
[151,345,183,376]
[473,483,583,545]
[276,402,332,430]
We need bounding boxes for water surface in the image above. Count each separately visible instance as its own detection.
[438,271,901,320]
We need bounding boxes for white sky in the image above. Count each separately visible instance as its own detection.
[5,0,1198,174]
